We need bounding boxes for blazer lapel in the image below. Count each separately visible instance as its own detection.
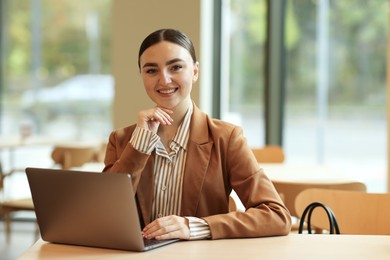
[181,105,213,216]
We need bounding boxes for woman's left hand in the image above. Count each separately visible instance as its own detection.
[142,215,190,240]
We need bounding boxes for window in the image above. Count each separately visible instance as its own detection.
[221,0,388,192]
[0,0,112,176]
[0,0,112,140]
[220,0,267,147]
[284,0,387,192]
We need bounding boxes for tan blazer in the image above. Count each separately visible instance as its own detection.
[103,104,291,239]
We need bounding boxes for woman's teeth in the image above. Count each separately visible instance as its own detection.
[159,89,176,94]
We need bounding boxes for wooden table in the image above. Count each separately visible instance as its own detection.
[0,136,58,170]
[0,136,104,149]
[18,234,390,260]
[261,163,350,182]
[231,163,360,212]
[0,135,104,169]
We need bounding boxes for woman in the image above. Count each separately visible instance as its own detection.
[103,28,291,240]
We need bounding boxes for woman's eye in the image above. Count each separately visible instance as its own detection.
[171,65,182,71]
[145,68,157,74]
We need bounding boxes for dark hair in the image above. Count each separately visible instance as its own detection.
[138,29,197,69]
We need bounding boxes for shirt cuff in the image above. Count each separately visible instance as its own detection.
[185,216,211,240]
[130,127,160,154]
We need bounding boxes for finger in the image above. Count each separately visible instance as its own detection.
[143,217,170,236]
[143,216,190,240]
[153,110,167,124]
[154,108,173,125]
[157,107,174,115]
[155,230,182,240]
[153,222,190,240]
[143,219,170,239]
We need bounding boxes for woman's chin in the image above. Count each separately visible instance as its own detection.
[156,104,175,110]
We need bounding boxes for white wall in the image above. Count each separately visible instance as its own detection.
[111,0,201,129]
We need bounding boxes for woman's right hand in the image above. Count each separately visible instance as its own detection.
[137,107,173,133]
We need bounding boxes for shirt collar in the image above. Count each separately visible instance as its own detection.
[170,102,193,150]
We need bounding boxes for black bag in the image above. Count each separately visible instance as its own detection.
[298,202,340,234]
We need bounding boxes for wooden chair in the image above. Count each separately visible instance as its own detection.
[229,196,237,212]
[0,144,105,242]
[295,188,390,234]
[252,145,285,163]
[51,144,102,169]
[272,180,366,218]
[272,180,366,232]
[0,165,37,242]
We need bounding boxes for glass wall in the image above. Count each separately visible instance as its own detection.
[284,0,387,192]
[220,0,267,147]
[1,0,112,141]
[0,0,112,183]
[222,0,388,192]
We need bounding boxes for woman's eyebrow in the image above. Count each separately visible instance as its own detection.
[166,58,184,65]
[142,58,184,69]
[142,62,158,68]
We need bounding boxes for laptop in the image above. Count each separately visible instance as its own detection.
[25,167,179,251]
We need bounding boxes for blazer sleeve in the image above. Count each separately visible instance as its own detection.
[102,126,151,190]
[203,126,292,239]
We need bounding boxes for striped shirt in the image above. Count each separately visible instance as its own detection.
[130,103,210,240]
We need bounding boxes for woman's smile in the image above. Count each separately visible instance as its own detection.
[158,87,178,95]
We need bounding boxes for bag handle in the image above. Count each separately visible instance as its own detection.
[298,202,340,234]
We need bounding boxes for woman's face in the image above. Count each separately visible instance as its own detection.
[139,41,199,110]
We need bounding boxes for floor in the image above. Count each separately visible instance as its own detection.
[0,215,39,260]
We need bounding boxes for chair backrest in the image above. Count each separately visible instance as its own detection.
[0,165,4,204]
[252,145,285,163]
[272,180,366,218]
[0,162,4,191]
[295,188,390,235]
[229,196,237,212]
[51,145,99,170]
[94,142,107,162]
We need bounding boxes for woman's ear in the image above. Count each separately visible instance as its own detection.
[193,62,200,82]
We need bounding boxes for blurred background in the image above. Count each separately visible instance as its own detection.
[1,0,387,191]
[0,0,388,257]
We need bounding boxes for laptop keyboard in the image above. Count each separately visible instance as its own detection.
[144,238,163,246]
[143,238,179,250]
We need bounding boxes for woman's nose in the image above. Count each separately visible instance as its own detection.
[159,71,172,85]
